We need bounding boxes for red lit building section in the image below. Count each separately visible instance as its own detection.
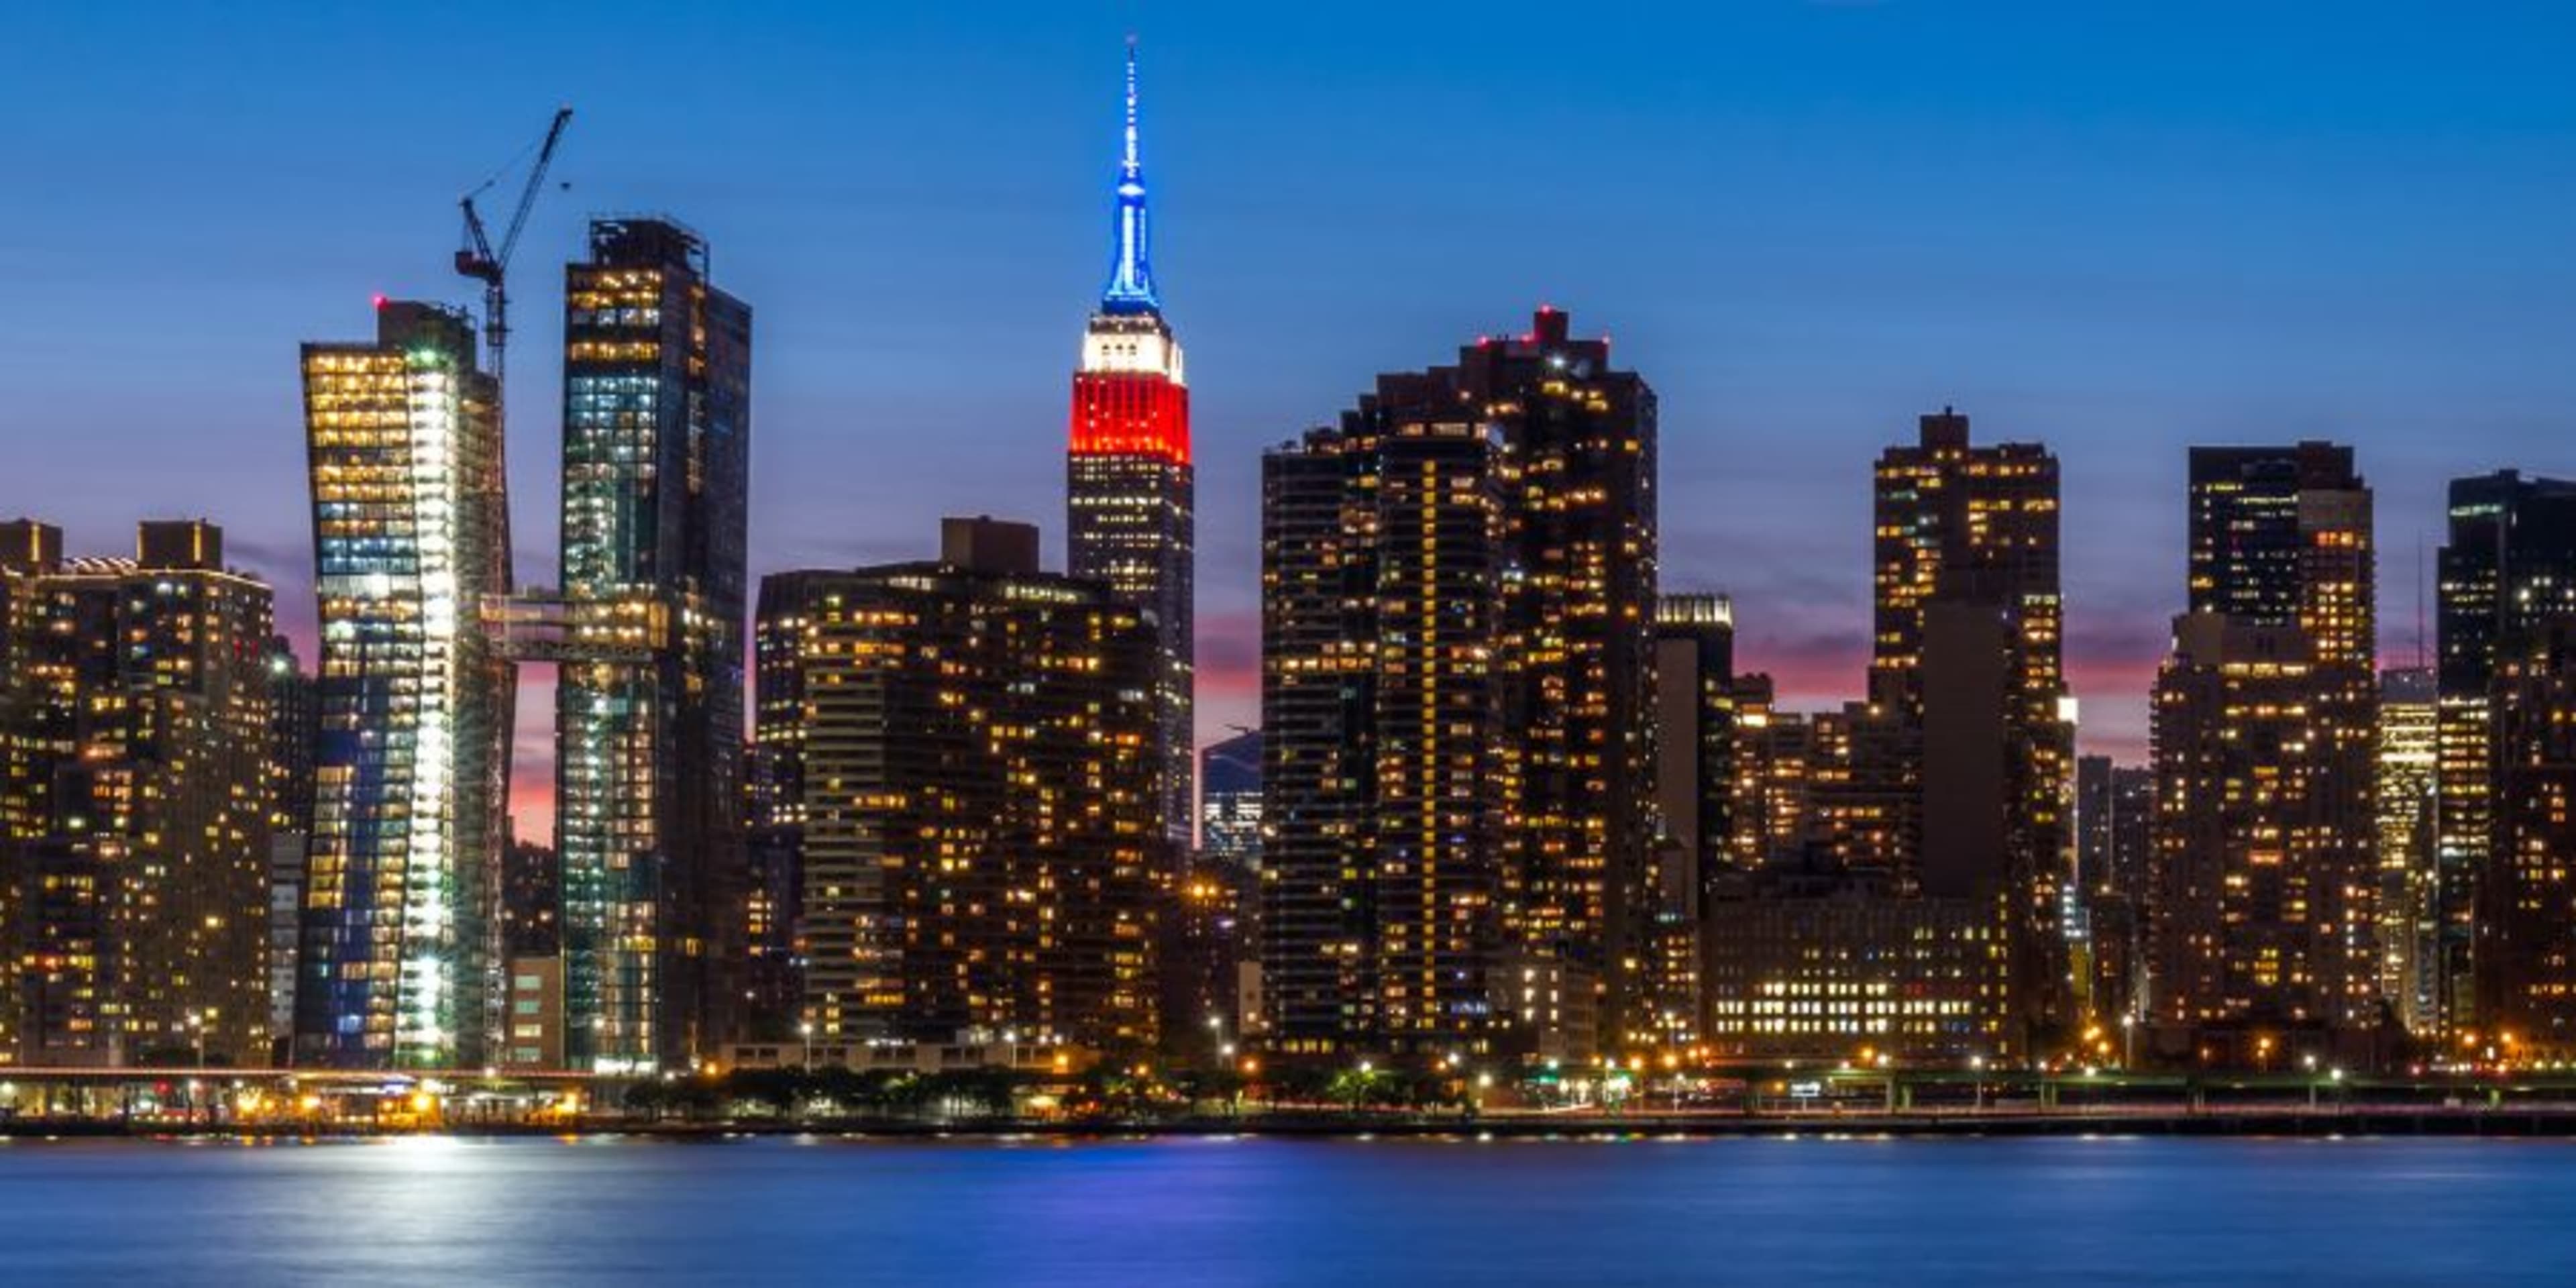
[1071,372,1190,466]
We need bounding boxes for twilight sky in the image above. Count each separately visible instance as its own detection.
[9,1,2576,838]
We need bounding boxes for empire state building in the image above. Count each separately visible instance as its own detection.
[1069,40,1193,852]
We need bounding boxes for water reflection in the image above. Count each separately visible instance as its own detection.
[0,1136,2567,1286]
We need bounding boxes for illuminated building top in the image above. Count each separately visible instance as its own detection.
[1099,37,1159,316]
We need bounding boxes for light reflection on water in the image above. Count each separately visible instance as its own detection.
[0,1135,2569,1286]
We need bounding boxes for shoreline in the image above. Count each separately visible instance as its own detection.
[13,1108,2576,1142]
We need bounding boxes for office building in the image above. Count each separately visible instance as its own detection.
[555,217,753,1073]
[2377,667,2440,1034]
[1199,730,1261,867]
[1701,863,2009,1063]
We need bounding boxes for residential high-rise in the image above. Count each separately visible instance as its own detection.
[2152,444,2377,1061]
[2434,471,2576,1034]
[1260,401,1507,1057]
[297,302,515,1068]
[0,521,272,1067]
[1870,409,2069,1047]
[1068,42,1193,853]
[2479,621,2576,1057]
[555,217,753,1073]
[754,519,1159,1052]
[1490,310,1661,1054]
[2377,667,2440,1035]
[1258,308,1656,1061]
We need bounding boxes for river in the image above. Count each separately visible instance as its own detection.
[0,1134,2565,1285]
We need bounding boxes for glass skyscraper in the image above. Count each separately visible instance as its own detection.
[555,217,753,1073]
[297,301,515,1068]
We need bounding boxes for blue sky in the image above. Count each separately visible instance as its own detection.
[9,1,2576,829]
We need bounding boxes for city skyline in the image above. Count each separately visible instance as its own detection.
[14,5,2576,837]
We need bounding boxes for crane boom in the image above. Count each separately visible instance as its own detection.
[455,106,574,386]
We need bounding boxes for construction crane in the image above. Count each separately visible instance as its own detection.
[456,106,573,386]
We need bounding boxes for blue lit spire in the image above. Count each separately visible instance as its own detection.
[1099,37,1161,314]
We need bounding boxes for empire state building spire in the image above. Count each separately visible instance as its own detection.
[1100,37,1159,314]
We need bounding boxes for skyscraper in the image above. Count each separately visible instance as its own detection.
[2479,621,2576,1057]
[1069,42,1193,852]
[755,519,1159,1052]
[1489,310,1661,1054]
[555,217,753,1073]
[2434,471,2576,1034]
[297,302,515,1068]
[1871,409,2069,1043]
[2152,444,2377,1061]
[2377,666,2440,1035]
[1258,308,1656,1061]
[1,521,273,1067]
[1261,401,1507,1057]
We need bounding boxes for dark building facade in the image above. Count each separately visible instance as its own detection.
[753,520,1159,1053]
[2434,471,2576,1036]
[2477,623,2576,1055]
[261,636,316,1057]
[1654,593,1734,1046]
[1068,44,1193,853]
[555,217,753,1073]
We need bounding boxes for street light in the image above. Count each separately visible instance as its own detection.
[798,1020,814,1071]
[2121,1014,2137,1070]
